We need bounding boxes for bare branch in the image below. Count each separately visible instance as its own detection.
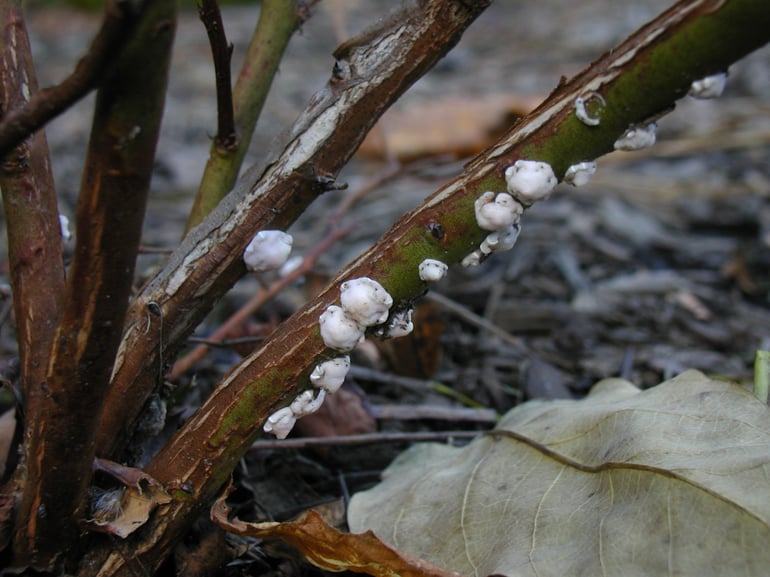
[0,0,138,158]
[0,1,65,432]
[249,430,481,450]
[186,0,305,230]
[197,0,236,151]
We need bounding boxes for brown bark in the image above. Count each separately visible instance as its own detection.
[9,0,177,569]
[0,3,65,557]
[0,2,65,429]
[0,0,138,158]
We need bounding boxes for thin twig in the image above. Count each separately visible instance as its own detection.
[0,0,138,157]
[250,430,482,450]
[348,364,437,394]
[330,157,402,228]
[197,0,237,150]
[369,404,498,423]
[348,365,485,408]
[426,291,525,351]
[137,244,175,254]
[187,335,264,348]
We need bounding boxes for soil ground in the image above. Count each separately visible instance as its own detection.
[2,1,769,574]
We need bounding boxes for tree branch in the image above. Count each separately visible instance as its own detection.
[0,0,65,439]
[197,0,236,151]
[10,0,177,568]
[0,0,138,158]
[96,0,491,461]
[83,0,770,573]
[185,0,306,231]
[169,224,354,379]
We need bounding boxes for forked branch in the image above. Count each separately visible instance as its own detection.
[96,0,491,460]
[197,0,236,151]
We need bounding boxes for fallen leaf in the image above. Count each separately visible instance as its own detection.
[294,384,376,438]
[349,370,770,577]
[377,300,444,379]
[358,93,540,161]
[85,482,171,538]
[211,492,465,577]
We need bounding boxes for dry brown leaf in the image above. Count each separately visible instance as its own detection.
[358,93,540,161]
[85,482,171,538]
[294,384,376,438]
[349,370,770,577]
[211,493,465,577]
[377,300,444,379]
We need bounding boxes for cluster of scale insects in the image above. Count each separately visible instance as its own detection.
[244,71,728,439]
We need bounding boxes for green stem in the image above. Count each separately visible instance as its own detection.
[754,350,769,403]
[185,0,301,231]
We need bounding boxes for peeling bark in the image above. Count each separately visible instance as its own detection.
[96,0,491,461]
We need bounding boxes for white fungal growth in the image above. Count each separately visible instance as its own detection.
[319,305,365,351]
[384,308,414,338]
[419,259,448,282]
[243,230,293,272]
[480,224,520,255]
[310,356,351,394]
[689,72,726,99]
[290,388,327,417]
[505,160,557,204]
[59,214,72,241]
[339,277,393,327]
[461,249,483,268]
[613,123,656,151]
[564,161,597,187]
[474,191,523,231]
[574,92,606,126]
[263,407,296,439]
